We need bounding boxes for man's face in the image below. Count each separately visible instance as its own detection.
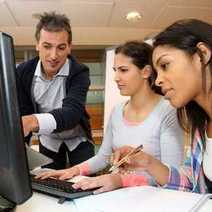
[36,29,71,79]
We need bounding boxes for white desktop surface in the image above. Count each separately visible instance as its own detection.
[199,200,212,212]
[15,190,212,212]
[15,192,77,212]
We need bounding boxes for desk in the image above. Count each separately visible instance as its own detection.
[15,190,212,212]
[15,192,77,212]
[199,200,212,212]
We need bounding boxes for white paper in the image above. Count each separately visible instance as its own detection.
[73,186,209,212]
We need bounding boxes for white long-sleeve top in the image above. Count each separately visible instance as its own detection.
[84,98,184,176]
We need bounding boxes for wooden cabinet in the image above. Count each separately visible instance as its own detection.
[86,104,104,145]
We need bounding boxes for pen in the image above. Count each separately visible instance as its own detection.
[109,144,143,172]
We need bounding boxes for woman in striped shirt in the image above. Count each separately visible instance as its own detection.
[113,19,212,193]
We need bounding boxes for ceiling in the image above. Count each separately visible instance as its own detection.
[0,0,212,48]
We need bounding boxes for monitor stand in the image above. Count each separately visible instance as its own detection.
[0,195,16,211]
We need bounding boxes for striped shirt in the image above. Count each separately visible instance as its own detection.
[165,130,207,193]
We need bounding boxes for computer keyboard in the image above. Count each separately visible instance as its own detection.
[30,174,94,201]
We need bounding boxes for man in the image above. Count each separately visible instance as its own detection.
[17,12,94,170]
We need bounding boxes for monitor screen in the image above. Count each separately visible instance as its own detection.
[0,32,32,205]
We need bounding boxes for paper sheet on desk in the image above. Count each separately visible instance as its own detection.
[73,186,209,212]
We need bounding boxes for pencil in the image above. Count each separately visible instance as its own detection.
[109,144,143,172]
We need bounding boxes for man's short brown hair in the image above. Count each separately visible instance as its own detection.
[35,11,72,43]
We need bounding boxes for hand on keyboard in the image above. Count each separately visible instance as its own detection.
[72,173,122,194]
[36,166,80,180]
[31,175,81,193]
[30,174,95,200]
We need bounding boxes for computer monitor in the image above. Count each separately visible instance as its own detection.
[0,32,32,207]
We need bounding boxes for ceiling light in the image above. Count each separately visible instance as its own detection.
[126,11,142,22]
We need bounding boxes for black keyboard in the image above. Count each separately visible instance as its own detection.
[30,175,94,201]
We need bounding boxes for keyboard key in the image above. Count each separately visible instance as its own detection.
[30,175,94,201]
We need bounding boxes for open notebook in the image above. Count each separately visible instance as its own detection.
[73,186,212,212]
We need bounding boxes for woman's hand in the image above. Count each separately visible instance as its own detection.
[72,173,122,194]
[110,146,152,171]
[35,166,80,180]
[110,146,134,165]
[127,151,169,186]
[124,150,153,171]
